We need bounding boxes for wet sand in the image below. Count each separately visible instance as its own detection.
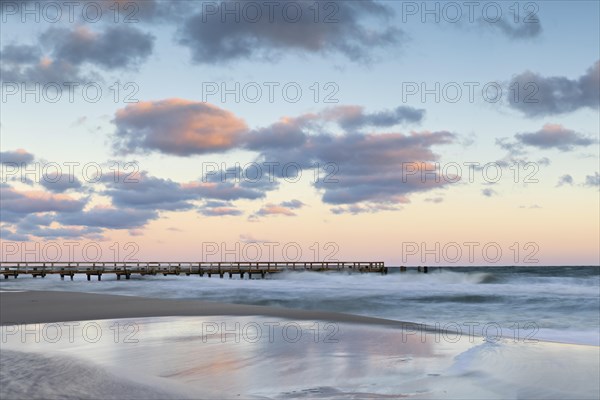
[0,290,425,329]
[1,291,599,399]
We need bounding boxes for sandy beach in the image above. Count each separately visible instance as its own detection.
[0,290,426,329]
[1,290,599,399]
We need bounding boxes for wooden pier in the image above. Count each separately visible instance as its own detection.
[0,261,387,280]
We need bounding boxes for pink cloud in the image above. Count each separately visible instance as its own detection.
[113,99,248,156]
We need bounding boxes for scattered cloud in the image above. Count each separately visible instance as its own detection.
[280,199,305,209]
[482,188,497,197]
[178,0,403,64]
[519,204,542,209]
[239,234,270,244]
[0,149,34,165]
[112,99,248,156]
[1,25,154,83]
[0,226,31,242]
[507,61,599,116]
[255,200,305,217]
[22,225,104,240]
[584,172,599,187]
[57,206,158,230]
[40,173,82,193]
[556,174,574,187]
[103,172,197,211]
[43,25,154,70]
[330,203,400,215]
[198,200,243,217]
[322,105,424,131]
[485,16,542,39]
[0,184,87,215]
[515,124,596,151]
[111,100,456,208]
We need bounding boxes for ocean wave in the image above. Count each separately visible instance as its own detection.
[1,268,598,346]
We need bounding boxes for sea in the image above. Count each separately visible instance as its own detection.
[1,266,599,345]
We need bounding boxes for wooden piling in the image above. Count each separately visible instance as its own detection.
[0,261,387,280]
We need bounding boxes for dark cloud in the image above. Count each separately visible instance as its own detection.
[0,53,80,83]
[244,104,426,155]
[191,164,280,199]
[308,131,456,205]
[244,123,308,150]
[185,180,269,202]
[0,44,40,64]
[40,173,82,193]
[42,25,154,69]
[253,126,456,205]
[0,0,194,24]
[0,149,34,165]
[204,200,234,208]
[178,0,402,64]
[515,124,596,151]
[103,173,197,211]
[1,25,153,83]
[102,170,273,216]
[111,100,455,209]
[14,213,54,231]
[508,61,600,116]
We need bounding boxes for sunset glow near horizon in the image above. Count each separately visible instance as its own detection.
[0,1,598,265]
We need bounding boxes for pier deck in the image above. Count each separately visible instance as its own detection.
[0,261,387,280]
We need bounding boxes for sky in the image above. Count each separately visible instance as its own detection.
[0,0,598,265]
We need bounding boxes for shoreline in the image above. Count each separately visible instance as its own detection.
[0,290,425,329]
[2,291,599,399]
[2,290,599,347]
